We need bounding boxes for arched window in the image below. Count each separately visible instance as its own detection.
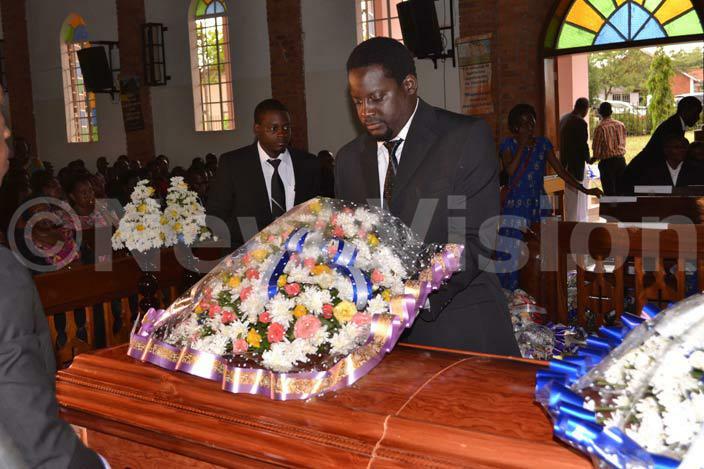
[189,0,235,132]
[551,0,703,54]
[60,14,98,143]
[356,0,404,43]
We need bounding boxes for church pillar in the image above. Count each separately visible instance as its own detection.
[115,0,156,163]
[0,0,39,156]
[266,0,309,151]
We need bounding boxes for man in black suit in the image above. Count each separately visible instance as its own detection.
[0,92,103,467]
[336,38,518,356]
[635,134,699,188]
[559,98,591,221]
[621,97,702,194]
[207,99,321,249]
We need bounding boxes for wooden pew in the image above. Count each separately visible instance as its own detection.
[521,220,704,329]
[35,249,186,368]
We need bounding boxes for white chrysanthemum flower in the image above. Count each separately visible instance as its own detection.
[191,333,230,356]
[689,350,704,370]
[335,277,354,302]
[366,295,388,316]
[240,290,267,323]
[336,212,358,238]
[218,320,248,342]
[164,315,199,345]
[330,322,360,356]
[262,342,296,372]
[298,286,331,315]
[268,293,295,327]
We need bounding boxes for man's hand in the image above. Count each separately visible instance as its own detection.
[586,187,603,198]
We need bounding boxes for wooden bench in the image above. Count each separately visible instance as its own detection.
[35,249,187,367]
[520,220,704,329]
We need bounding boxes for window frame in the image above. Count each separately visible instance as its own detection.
[60,40,99,143]
[355,0,404,44]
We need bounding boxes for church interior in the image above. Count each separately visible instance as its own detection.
[1,0,704,467]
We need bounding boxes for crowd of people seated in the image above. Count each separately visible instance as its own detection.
[0,148,220,273]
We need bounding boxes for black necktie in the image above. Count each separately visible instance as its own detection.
[382,139,403,209]
[267,158,286,218]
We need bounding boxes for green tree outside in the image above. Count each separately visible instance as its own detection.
[646,47,676,130]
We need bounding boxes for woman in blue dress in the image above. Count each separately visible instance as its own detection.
[496,104,601,291]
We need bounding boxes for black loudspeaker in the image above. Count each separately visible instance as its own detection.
[397,0,444,59]
[77,46,113,92]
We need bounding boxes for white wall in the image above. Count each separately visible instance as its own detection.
[301,0,461,155]
[146,0,272,167]
[26,0,126,171]
[24,0,272,170]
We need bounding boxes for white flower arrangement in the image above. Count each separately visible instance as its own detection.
[112,177,211,252]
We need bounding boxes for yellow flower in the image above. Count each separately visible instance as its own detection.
[136,224,145,231]
[228,276,241,288]
[293,304,308,318]
[312,264,332,276]
[382,289,391,302]
[246,329,262,348]
[251,249,269,262]
[146,187,155,196]
[277,275,288,288]
[159,233,166,241]
[333,301,356,323]
[171,210,178,217]
[160,216,168,225]
[308,199,322,214]
[173,223,182,232]
[137,203,147,213]
[367,233,380,247]
[194,305,203,313]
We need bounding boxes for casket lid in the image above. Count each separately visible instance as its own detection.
[57,344,589,468]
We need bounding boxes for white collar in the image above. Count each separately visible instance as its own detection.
[377,98,419,147]
[257,141,290,164]
[680,116,687,131]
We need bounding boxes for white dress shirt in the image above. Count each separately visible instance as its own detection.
[257,141,296,212]
[377,98,420,208]
[667,161,682,186]
[680,116,687,132]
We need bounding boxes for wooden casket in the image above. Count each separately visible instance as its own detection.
[57,344,590,468]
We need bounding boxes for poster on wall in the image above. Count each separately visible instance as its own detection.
[456,34,493,115]
[119,76,145,132]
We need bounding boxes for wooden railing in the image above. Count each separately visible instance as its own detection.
[520,220,704,329]
[35,249,187,368]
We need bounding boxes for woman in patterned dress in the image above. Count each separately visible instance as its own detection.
[496,104,601,291]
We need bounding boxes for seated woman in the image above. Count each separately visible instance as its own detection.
[20,195,80,271]
[63,173,112,231]
[496,104,601,291]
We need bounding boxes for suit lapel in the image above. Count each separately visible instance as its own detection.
[248,143,274,222]
[361,136,380,200]
[393,100,439,199]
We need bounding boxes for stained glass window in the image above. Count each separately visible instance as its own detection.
[60,14,98,143]
[556,0,703,51]
[189,0,235,132]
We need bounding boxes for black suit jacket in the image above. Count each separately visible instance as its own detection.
[636,159,703,188]
[621,114,685,194]
[206,143,321,249]
[559,112,590,181]
[0,247,102,468]
[335,99,519,356]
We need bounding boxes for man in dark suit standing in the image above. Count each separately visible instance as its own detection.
[559,98,591,221]
[635,134,698,188]
[621,97,702,194]
[336,37,518,356]
[207,99,321,249]
[0,92,103,467]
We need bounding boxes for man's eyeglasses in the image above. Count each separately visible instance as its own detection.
[263,124,292,134]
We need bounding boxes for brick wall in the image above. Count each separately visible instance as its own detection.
[0,0,38,156]
[116,0,156,163]
[459,0,557,140]
[266,0,309,151]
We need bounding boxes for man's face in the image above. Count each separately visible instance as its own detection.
[255,110,291,158]
[348,64,417,141]
[682,105,702,127]
[664,138,688,164]
[0,92,11,185]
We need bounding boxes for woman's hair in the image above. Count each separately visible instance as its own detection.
[65,172,93,196]
[508,104,537,132]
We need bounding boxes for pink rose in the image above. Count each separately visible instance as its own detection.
[284,283,301,297]
[333,226,345,238]
[315,219,327,230]
[290,253,300,264]
[303,258,316,269]
[267,323,285,343]
[294,315,321,339]
[322,304,334,319]
[245,268,260,280]
[357,229,367,238]
[233,339,249,353]
[327,244,338,257]
[242,253,252,266]
[259,311,271,323]
[267,235,277,243]
[208,304,222,318]
[239,287,252,301]
[352,312,372,326]
[371,269,384,284]
[221,311,234,324]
